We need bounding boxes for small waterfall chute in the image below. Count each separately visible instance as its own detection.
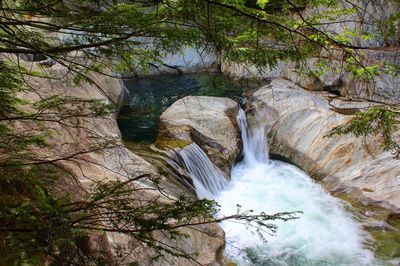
[237,108,269,165]
[179,143,227,199]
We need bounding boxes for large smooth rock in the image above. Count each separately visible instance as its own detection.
[10,57,225,265]
[250,78,400,213]
[158,96,241,176]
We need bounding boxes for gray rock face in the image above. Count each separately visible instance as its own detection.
[117,38,219,77]
[307,0,399,47]
[221,0,400,104]
[147,46,219,75]
[339,50,400,104]
[250,78,400,212]
[223,49,400,104]
[158,96,241,177]
[13,58,225,265]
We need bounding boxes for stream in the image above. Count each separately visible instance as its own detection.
[180,108,379,265]
[120,73,399,265]
[221,109,378,265]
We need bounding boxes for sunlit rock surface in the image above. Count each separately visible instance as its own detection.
[250,78,400,213]
[15,58,225,265]
[158,96,241,176]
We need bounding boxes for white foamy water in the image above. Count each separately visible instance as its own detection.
[180,108,377,265]
[217,109,376,265]
[217,160,376,265]
[179,143,227,199]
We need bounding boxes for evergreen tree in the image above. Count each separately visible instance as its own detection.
[0,0,399,264]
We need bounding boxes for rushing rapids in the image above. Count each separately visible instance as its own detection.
[179,107,378,265]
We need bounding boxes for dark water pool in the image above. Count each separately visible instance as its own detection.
[117,73,264,143]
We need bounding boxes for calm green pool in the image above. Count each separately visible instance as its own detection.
[117,73,264,143]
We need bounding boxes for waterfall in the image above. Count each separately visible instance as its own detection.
[215,107,377,265]
[237,108,269,165]
[179,143,227,199]
[180,106,377,265]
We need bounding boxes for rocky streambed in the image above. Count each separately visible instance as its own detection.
[135,77,400,265]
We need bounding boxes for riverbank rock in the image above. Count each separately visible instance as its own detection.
[227,0,400,104]
[146,46,219,76]
[250,78,400,213]
[220,1,400,104]
[223,48,400,105]
[5,57,225,265]
[158,96,241,176]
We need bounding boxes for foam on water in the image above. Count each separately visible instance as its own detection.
[217,160,376,265]
[180,107,377,265]
[217,108,376,265]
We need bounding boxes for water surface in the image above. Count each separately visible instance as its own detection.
[117,73,263,143]
[180,108,377,265]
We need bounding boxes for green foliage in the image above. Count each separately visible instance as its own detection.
[0,173,299,264]
[257,0,270,9]
[1,0,400,265]
[343,56,382,81]
[0,61,27,116]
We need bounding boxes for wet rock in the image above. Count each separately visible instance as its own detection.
[251,78,400,213]
[158,96,241,176]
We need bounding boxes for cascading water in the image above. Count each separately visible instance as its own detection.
[180,107,378,265]
[216,107,377,265]
[237,108,269,165]
[179,143,227,199]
